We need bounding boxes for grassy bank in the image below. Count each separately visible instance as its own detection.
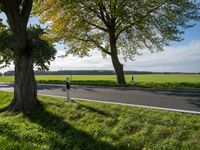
[0,91,200,150]
[0,74,200,90]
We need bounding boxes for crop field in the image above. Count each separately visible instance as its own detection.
[0,74,199,89]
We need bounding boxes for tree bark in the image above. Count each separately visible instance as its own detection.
[7,50,40,112]
[1,0,40,112]
[109,32,126,85]
[111,53,126,86]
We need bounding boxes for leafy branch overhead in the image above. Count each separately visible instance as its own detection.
[35,0,200,60]
[35,0,200,85]
[0,23,56,71]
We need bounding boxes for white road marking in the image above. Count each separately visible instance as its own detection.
[0,89,200,115]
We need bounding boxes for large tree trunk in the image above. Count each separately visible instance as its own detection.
[2,0,39,112]
[109,32,126,85]
[6,18,40,112]
[7,51,40,112]
[111,53,126,85]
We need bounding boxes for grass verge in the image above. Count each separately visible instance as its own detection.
[0,91,200,150]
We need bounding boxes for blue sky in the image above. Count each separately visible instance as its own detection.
[0,12,200,73]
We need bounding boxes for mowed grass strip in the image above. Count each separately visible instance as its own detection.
[0,74,200,89]
[0,91,200,150]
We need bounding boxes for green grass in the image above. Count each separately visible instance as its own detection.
[0,91,200,150]
[0,74,200,89]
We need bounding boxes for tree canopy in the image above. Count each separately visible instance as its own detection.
[35,0,200,85]
[0,0,56,112]
[0,22,56,71]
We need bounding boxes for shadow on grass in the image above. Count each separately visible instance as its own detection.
[0,95,11,113]
[0,106,8,113]
[73,101,113,117]
[24,104,117,150]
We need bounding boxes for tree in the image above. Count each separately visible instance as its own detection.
[0,1,56,112]
[36,0,200,85]
[0,24,56,71]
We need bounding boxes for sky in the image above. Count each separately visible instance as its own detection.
[0,12,200,73]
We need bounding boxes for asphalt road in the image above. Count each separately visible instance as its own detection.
[0,82,200,113]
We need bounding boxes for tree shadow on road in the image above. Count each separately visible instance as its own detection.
[186,98,200,109]
[147,90,200,98]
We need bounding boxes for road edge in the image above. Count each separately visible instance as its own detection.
[0,88,200,115]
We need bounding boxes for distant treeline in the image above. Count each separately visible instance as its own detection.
[3,70,200,76]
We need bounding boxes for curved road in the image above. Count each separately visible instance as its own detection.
[0,82,200,113]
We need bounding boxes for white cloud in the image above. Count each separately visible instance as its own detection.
[49,51,113,71]
[125,39,200,72]
[48,39,200,72]
[1,39,200,73]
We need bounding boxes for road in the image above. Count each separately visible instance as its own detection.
[0,82,200,113]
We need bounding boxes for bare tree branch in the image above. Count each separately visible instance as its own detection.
[87,35,111,55]
[83,19,109,32]
[116,1,167,39]
[99,0,111,25]
[98,2,110,29]
[20,0,33,25]
[73,35,111,55]
[79,2,103,22]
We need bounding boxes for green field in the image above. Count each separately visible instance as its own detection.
[0,91,200,149]
[0,74,200,89]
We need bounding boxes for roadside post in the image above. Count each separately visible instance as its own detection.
[131,74,135,85]
[66,77,71,102]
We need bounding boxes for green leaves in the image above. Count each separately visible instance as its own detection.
[0,22,13,68]
[0,24,56,71]
[36,0,200,61]
[28,25,57,71]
